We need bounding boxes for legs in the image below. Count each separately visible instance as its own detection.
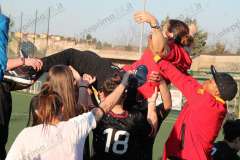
[41,48,116,90]
[0,125,9,160]
[0,82,12,160]
[41,48,74,72]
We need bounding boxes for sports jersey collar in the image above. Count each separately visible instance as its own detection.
[197,88,225,104]
[214,96,225,105]
[108,111,129,119]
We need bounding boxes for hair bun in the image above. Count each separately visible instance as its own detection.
[179,35,194,47]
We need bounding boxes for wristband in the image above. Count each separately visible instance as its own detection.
[150,21,161,30]
[153,55,161,63]
[78,80,89,88]
[151,25,161,29]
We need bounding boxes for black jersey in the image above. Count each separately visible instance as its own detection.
[211,141,240,160]
[92,109,152,160]
[92,103,170,160]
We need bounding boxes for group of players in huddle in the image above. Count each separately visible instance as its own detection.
[0,9,239,160]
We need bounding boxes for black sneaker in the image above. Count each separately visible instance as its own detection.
[134,65,148,87]
[128,65,148,88]
[3,66,38,85]
[119,65,148,88]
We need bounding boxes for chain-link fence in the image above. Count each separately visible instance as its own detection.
[8,3,65,58]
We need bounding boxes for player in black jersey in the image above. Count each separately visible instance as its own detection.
[211,119,240,160]
[91,73,172,160]
[129,73,172,160]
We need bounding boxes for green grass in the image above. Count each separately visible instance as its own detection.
[7,92,34,151]
[7,91,222,160]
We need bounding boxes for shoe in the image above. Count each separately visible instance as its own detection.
[3,66,38,85]
[120,65,148,88]
[134,65,148,87]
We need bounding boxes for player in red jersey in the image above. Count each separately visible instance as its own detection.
[123,11,196,133]
[159,61,238,160]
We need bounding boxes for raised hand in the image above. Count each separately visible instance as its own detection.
[121,71,132,87]
[69,65,81,83]
[134,11,158,27]
[148,71,163,83]
[82,74,96,85]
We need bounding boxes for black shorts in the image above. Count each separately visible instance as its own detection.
[0,81,13,160]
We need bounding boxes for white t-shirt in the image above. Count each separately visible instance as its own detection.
[6,112,96,160]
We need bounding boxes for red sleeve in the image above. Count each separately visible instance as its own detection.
[164,41,192,74]
[122,59,142,71]
[159,60,201,101]
[122,50,148,71]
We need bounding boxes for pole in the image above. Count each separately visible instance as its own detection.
[33,10,38,57]
[46,7,51,56]
[138,0,147,56]
[18,12,23,56]
[238,81,240,118]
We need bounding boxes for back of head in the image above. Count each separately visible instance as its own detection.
[168,19,189,35]
[101,73,122,95]
[168,19,193,47]
[35,84,63,126]
[223,119,240,142]
[47,65,77,120]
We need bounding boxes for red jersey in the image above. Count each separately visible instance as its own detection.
[123,41,192,98]
[159,60,226,160]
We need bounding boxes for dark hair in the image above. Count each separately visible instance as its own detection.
[101,73,122,95]
[168,19,193,46]
[223,119,240,142]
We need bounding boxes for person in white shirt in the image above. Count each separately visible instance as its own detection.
[6,67,130,160]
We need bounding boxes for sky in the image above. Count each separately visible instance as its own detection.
[1,0,240,51]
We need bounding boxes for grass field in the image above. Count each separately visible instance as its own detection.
[7,91,223,160]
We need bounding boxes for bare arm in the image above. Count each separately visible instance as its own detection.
[91,72,130,122]
[69,66,97,111]
[134,11,166,55]
[150,19,166,55]
[147,87,158,136]
[158,79,172,111]
[7,58,43,71]
[7,58,25,70]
